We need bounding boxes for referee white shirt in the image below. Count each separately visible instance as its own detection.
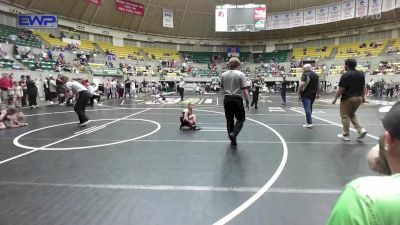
[66,80,87,93]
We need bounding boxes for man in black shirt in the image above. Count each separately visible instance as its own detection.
[281,75,288,105]
[124,79,131,98]
[332,59,367,141]
[250,75,262,109]
[298,64,320,128]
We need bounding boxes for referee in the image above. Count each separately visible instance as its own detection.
[221,57,249,146]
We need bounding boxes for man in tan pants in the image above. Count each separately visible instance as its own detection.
[332,59,367,141]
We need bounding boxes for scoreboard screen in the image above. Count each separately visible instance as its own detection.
[215,4,266,32]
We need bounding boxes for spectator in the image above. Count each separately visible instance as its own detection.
[327,102,400,224]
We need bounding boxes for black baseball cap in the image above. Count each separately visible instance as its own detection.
[382,101,400,140]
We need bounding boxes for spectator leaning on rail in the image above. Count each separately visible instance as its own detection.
[327,102,400,225]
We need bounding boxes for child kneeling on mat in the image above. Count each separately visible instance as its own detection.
[180,102,200,130]
[0,107,28,129]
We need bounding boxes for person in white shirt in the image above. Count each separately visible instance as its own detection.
[60,76,92,127]
[179,78,185,101]
[88,83,100,106]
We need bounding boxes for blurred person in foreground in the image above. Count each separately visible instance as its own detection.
[327,102,400,225]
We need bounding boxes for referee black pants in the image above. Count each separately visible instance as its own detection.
[74,90,92,124]
[224,95,246,137]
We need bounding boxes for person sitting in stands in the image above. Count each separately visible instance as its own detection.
[0,107,28,129]
[181,102,200,130]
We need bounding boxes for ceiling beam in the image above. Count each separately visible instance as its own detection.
[27,0,36,9]
[79,2,90,21]
[68,0,81,19]
[177,0,190,36]
[89,3,101,24]
[137,0,152,33]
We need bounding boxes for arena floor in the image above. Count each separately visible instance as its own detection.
[0,92,396,225]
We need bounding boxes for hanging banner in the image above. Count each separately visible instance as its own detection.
[270,14,281,30]
[291,10,304,27]
[163,9,173,28]
[115,0,145,16]
[382,0,396,11]
[265,14,272,30]
[280,12,292,29]
[341,0,356,20]
[328,3,342,22]
[315,5,329,24]
[86,0,102,6]
[369,0,382,15]
[303,8,316,26]
[356,0,369,17]
[215,9,227,32]
[254,8,267,30]
[397,0,400,8]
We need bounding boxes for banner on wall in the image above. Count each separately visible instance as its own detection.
[265,14,272,30]
[382,0,396,11]
[303,8,316,26]
[315,5,329,24]
[215,9,227,31]
[86,0,102,6]
[397,0,400,8]
[115,0,145,16]
[280,12,292,29]
[341,0,356,20]
[270,14,281,30]
[369,0,382,15]
[291,10,304,27]
[163,9,173,28]
[356,0,369,17]
[328,3,342,22]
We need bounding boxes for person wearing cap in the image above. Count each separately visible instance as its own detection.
[220,57,250,146]
[327,101,400,225]
[298,64,320,128]
[332,59,367,141]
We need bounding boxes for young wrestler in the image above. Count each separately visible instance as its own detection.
[181,102,200,130]
[0,107,28,129]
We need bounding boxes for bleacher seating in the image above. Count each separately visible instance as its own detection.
[20,58,56,71]
[336,41,387,59]
[329,65,369,76]
[34,31,69,48]
[181,51,228,64]
[253,50,288,63]
[142,47,180,61]
[292,47,333,60]
[392,39,400,51]
[96,42,143,60]
[0,58,14,69]
[0,24,41,48]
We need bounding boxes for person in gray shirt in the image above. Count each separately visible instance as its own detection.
[220,57,249,146]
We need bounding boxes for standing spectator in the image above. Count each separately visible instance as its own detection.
[281,75,288,106]
[26,75,38,109]
[179,78,185,101]
[250,75,262,109]
[298,64,320,128]
[124,79,131,98]
[48,75,57,104]
[111,78,117,98]
[332,59,367,141]
[20,75,27,107]
[220,57,250,146]
[13,81,22,108]
[386,80,395,98]
[105,78,112,99]
[56,74,66,104]
[43,77,50,102]
[0,73,13,109]
[327,102,400,224]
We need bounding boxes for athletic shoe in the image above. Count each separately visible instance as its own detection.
[357,128,367,140]
[229,132,237,146]
[337,134,351,141]
[302,124,314,128]
[79,120,90,127]
[192,126,201,131]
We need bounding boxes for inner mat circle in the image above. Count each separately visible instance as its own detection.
[13,119,161,151]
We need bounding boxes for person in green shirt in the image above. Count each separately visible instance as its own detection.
[327,101,400,225]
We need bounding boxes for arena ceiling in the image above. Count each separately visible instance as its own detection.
[2,0,400,40]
